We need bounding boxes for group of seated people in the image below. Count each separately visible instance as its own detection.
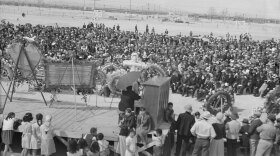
[170,67,279,100]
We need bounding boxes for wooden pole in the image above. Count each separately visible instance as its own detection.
[23,47,48,106]
[3,44,22,109]
[221,96,223,113]
[72,57,77,122]
[0,82,11,101]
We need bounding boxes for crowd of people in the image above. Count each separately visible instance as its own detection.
[169,104,280,156]
[0,112,116,156]
[1,20,280,100]
[1,103,280,156]
[1,19,280,156]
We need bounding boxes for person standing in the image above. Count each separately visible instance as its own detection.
[164,102,175,123]
[30,113,43,156]
[83,127,97,148]
[116,108,136,156]
[136,107,152,146]
[275,118,280,155]
[125,130,137,156]
[225,112,241,156]
[87,141,100,156]
[175,104,195,156]
[118,86,141,114]
[191,111,216,156]
[152,129,165,156]
[2,112,15,156]
[239,119,250,154]
[209,112,225,156]
[67,139,80,156]
[255,114,277,156]
[248,111,263,156]
[21,113,33,156]
[97,133,110,156]
[40,115,56,156]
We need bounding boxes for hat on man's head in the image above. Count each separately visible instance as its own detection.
[267,114,276,122]
[230,112,239,120]
[253,111,262,117]
[184,104,192,113]
[201,111,211,120]
[242,118,249,124]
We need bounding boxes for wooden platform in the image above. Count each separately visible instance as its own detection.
[0,83,121,141]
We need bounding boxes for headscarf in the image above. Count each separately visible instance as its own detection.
[41,115,52,132]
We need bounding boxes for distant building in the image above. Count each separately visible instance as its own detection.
[93,10,105,18]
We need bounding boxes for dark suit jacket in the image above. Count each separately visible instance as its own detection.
[118,90,141,112]
[176,111,195,137]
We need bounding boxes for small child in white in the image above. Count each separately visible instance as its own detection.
[97,133,110,156]
[152,129,165,156]
[125,129,137,156]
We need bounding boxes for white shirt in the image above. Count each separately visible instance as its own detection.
[191,119,216,139]
[2,118,15,131]
[98,140,109,152]
[126,136,137,152]
[152,135,165,147]
[226,120,241,140]
[66,152,80,156]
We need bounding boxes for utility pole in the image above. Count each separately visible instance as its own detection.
[129,0,131,20]
[130,0,131,13]
[83,0,85,14]
[93,0,96,10]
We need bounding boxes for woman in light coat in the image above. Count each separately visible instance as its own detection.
[40,115,56,156]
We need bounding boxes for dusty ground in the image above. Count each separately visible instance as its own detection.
[0,5,280,40]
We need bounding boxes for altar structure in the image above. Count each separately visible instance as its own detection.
[135,76,171,129]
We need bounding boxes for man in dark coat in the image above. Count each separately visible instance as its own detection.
[118,86,141,112]
[170,71,181,93]
[175,104,195,156]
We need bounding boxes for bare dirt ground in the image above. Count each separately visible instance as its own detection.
[1,5,280,40]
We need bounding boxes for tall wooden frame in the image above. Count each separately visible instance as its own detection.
[3,43,47,110]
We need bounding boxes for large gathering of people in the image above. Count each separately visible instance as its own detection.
[1,20,280,100]
[1,19,280,156]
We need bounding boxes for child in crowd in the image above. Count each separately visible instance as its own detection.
[84,127,97,146]
[97,133,110,156]
[194,111,201,122]
[152,129,165,156]
[21,113,34,156]
[87,141,100,156]
[40,115,56,156]
[164,102,175,123]
[67,139,80,156]
[239,118,250,149]
[31,113,43,156]
[125,129,137,156]
[2,112,15,156]
[78,137,88,156]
